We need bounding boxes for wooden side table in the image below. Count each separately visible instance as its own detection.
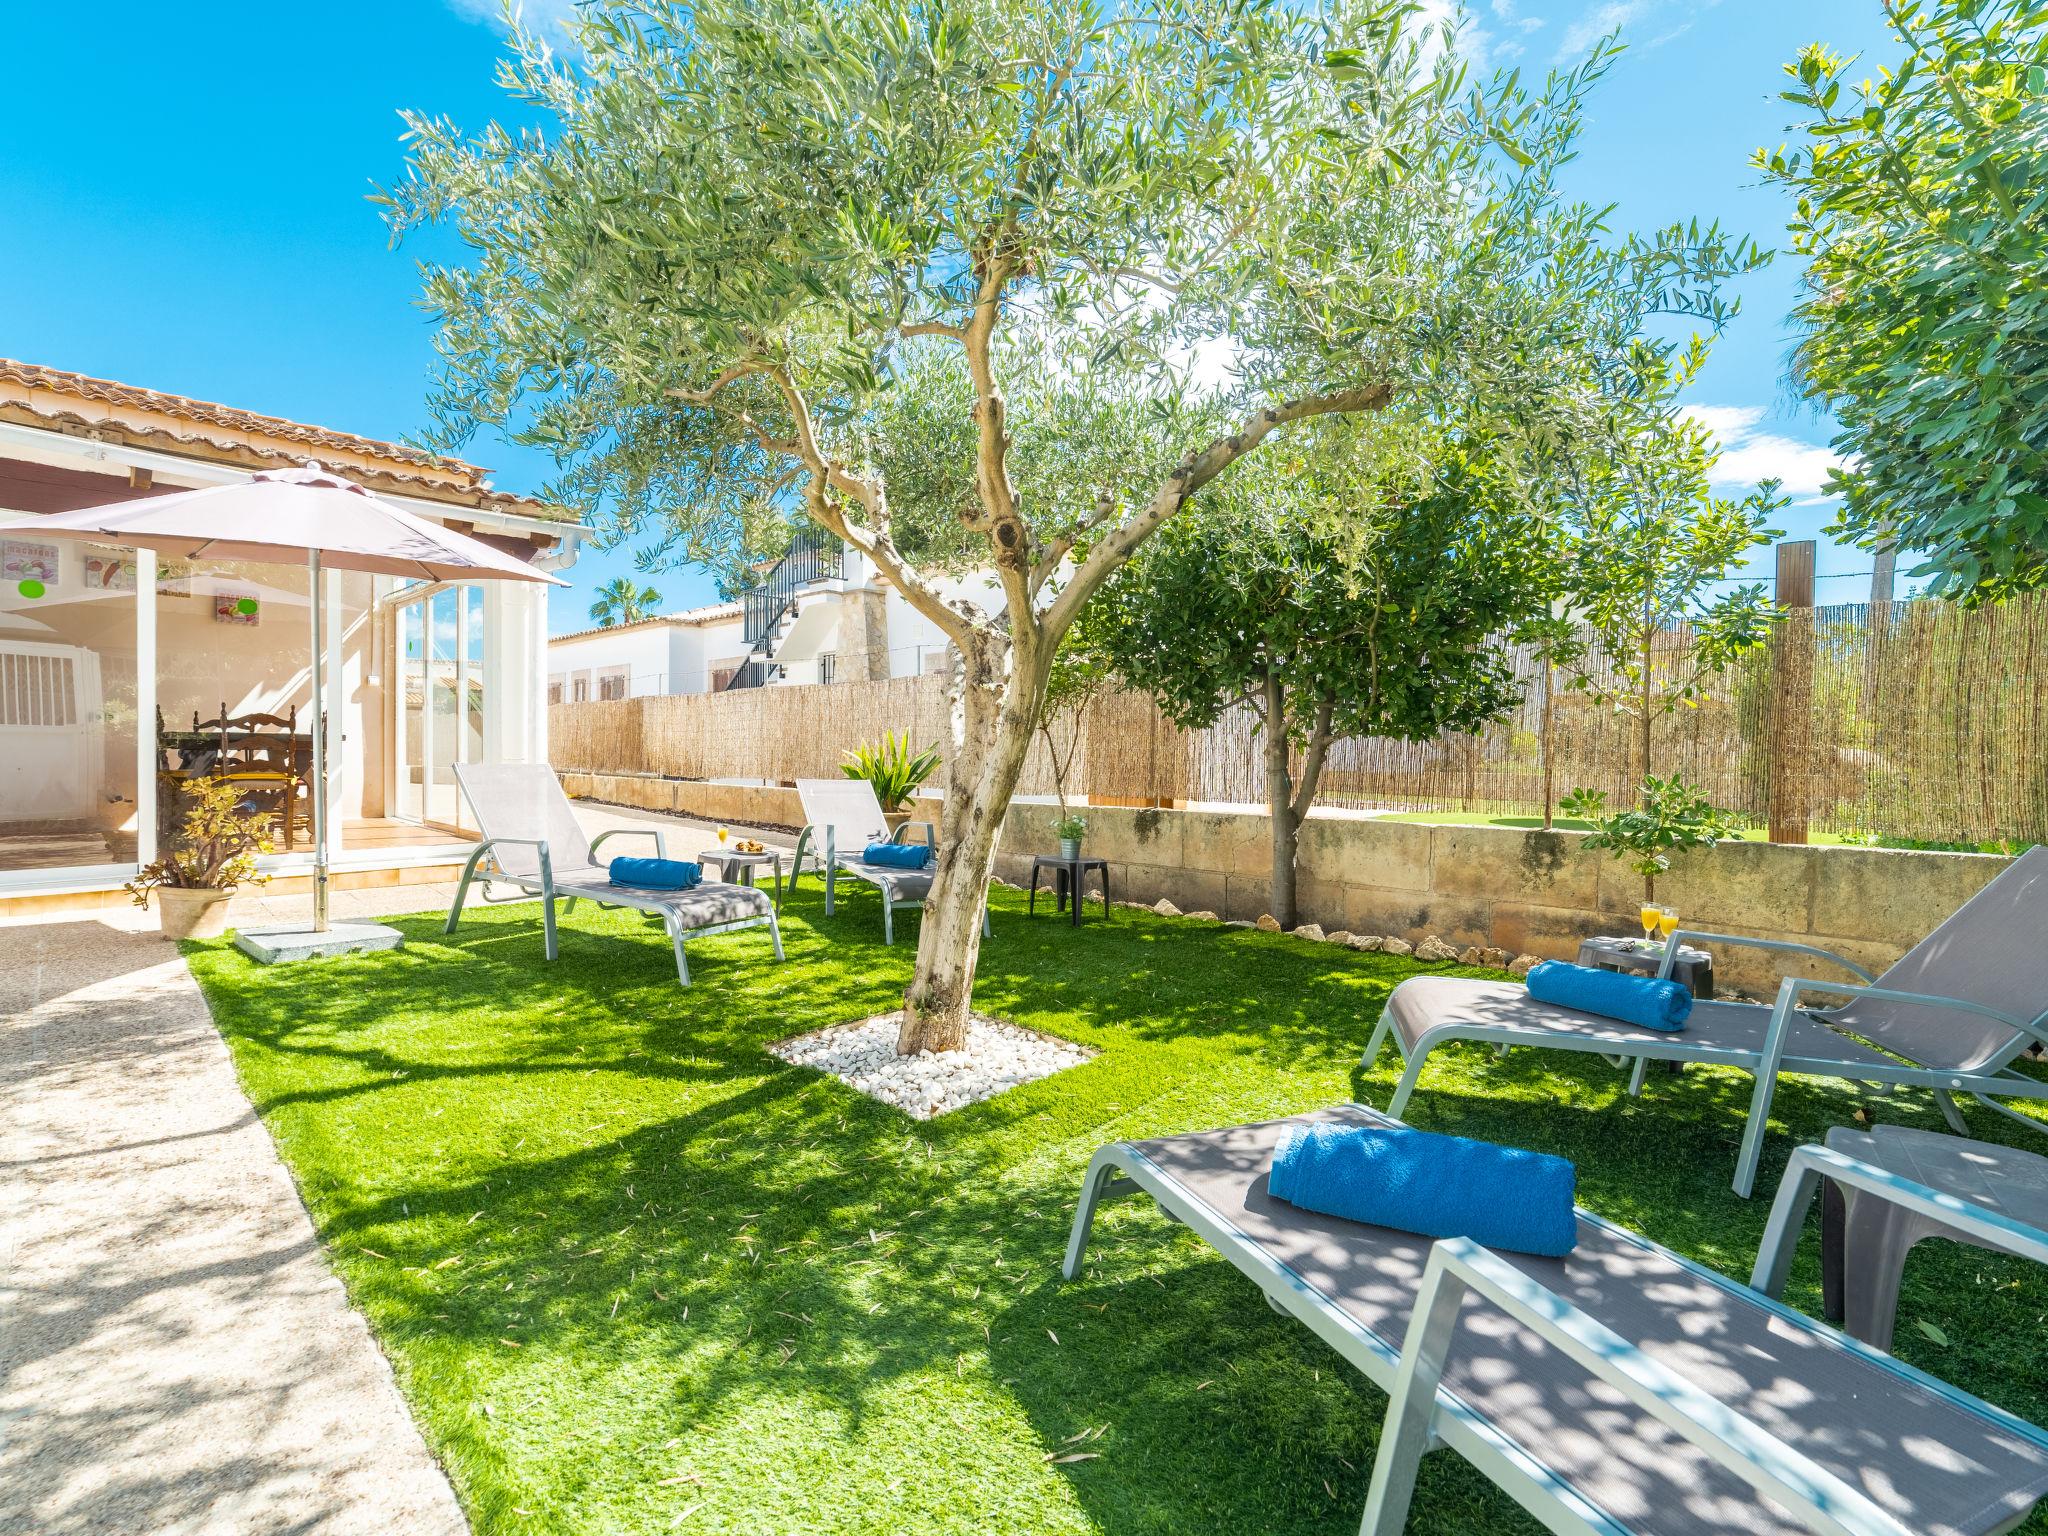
[1028,854,1111,927]
[700,848,784,901]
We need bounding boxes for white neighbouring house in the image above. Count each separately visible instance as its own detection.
[550,534,1004,699]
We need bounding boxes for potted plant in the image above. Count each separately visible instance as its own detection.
[841,730,941,836]
[127,776,276,940]
[1053,812,1088,861]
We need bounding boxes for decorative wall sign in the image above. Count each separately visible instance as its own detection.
[154,559,196,597]
[214,591,261,626]
[3,539,60,587]
[84,549,138,591]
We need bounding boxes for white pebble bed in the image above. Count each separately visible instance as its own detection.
[769,1011,1095,1119]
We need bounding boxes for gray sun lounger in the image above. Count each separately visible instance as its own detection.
[446,762,783,985]
[1064,1104,2048,1536]
[782,778,988,946]
[1366,845,2048,1197]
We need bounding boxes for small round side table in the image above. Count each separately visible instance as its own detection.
[699,847,784,901]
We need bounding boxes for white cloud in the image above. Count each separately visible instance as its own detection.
[445,0,581,37]
[1491,0,1545,33]
[1412,0,1527,71]
[1555,0,1717,61]
[1680,404,1845,504]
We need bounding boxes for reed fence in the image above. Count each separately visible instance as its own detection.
[550,592,2048,845]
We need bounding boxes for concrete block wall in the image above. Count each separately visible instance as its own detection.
[559,771,2008,997]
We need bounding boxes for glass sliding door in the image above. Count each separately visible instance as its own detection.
[397,597,426,823]
[392,583,481,832]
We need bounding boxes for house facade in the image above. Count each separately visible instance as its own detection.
[0,358,584,903]
[548,534,997,699]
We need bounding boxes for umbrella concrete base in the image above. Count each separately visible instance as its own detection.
[234,922,405,965]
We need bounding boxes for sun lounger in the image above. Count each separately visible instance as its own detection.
[1364,845,2048,1196]
[1064,1104,2048,1536]
[446,763,783,985]
[782,777,988,945]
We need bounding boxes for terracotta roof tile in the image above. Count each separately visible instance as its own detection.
[550,602,743,644]
[0,357,575,524]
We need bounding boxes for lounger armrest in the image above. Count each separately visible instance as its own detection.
[469,836,557,896]
[1362,1238,1917,1536]
[893,820,938,848]
[1753,1144,2048,1302]
[589,827,668,861]
[1660,931,1876,984]
[1777,974,2038,1041]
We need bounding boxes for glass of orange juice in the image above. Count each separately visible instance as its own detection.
[1658,905,1680,941]
[1638,903,1660,944]
[717,824,729,844]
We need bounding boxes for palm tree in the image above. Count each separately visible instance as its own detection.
[589,578,661,628]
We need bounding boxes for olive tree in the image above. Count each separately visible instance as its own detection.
[385,0,1760,1051]
[1095,431,1544,928]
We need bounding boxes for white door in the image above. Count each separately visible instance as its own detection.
[0,640,103,823]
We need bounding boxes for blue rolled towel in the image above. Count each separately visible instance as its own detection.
[863,841,932,870]
[1525,960,1692,1032]
[1269,1123,1578,1258]
[608,856,702,890]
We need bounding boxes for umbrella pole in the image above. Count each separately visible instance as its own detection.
[310,549,329,933]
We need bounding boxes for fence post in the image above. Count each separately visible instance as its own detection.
[1767,540,1816,845]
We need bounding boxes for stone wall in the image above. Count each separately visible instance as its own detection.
[559,770,2007,996]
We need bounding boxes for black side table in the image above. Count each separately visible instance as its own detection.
[1575,934,1714,1078]
[1028,854,1111,926]
[1575,934,1715,997]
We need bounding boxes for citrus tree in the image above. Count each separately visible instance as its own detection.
[1095,430,1546,928]
[386,0,1761,1051]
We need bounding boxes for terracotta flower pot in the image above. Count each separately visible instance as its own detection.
[157,886,233,941]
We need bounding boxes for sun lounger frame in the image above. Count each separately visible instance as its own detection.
[1063,1108,2048,1536]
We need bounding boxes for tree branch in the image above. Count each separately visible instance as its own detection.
[1045,382,1394,637]
[666,360,771,404]
[753,364,976,648]
[960,231,1039,642]
[1030,487,1118,593]
[1291,694,1336,823]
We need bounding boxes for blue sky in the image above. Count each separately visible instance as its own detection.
[0,1,1899,632]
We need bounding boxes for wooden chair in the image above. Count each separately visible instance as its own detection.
[209,703,309,850]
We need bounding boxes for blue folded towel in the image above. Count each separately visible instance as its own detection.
[607,856,702,890]
[1269,1123,1578,1258]
[1525,960,1692,1032]
[863,841,932,870]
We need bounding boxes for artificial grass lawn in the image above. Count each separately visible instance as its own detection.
[187,884,2048,1536]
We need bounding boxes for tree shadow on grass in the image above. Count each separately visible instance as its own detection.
[183,889,2048,1534]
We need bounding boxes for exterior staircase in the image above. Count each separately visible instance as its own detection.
[721,533,845,691]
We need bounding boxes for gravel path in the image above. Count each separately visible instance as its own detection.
[0,919,468,1536]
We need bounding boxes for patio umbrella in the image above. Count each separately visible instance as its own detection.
[29,463,565,944]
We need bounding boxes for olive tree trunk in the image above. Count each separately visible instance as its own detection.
[897,638,1045,1054]
[1259,671,1334,932]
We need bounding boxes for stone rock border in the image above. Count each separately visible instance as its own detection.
[769,1011,1096,1119]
